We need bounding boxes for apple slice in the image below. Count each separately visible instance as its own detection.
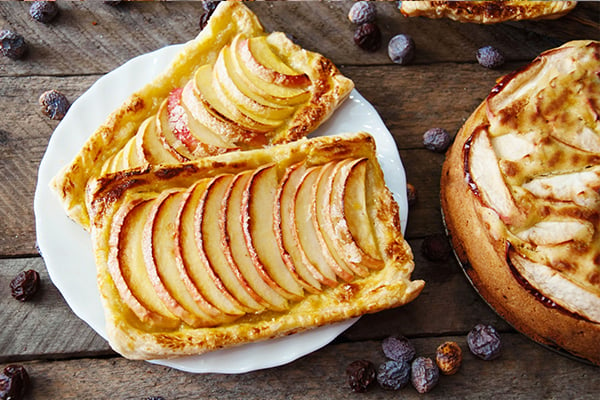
[167,87,238,157]
[331,158,384,270]
[508,248,600,323]
[465,126,527,226]
[274,162,326,291]
[229,35,310,106]
[222,170,289,311]
[313,161,365,278]
[200,174,265,312]
[522,168,600,210]
[107,197,179,328]
[515,218,595,246]
[181,80,267,148]
[214,48,296,122]
[135,116,180,166]
[177,179,246,317]
[239,35,310,88]
[143,189,220,327]
[155,97,193,162]
[194,64,275,133]
[294,166,346,284]
[241,164,305,300]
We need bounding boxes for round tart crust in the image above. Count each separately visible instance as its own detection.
[441,41,600,365]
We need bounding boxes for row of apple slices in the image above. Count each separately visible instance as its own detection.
[107,157,384,329]
[101,33,312,176]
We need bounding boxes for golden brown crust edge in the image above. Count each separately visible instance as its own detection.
[50,1,353,231]
[400,1,577,24]
[91,132,424,360]
[441,101,600,366]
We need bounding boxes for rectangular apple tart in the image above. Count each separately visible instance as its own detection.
[51,1,354,230]
[87,132,425,360]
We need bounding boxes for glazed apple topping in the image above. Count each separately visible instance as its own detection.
[106,157,387,327]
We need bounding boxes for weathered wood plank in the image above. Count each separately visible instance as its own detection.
[1,333,596,399]
[0,1,597,77]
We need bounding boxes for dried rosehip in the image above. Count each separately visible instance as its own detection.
[406,183,417,207]
[420,233,452,262]
[377,360,410,390]
[435,341,462,375]
[29,1,59,23]
[346,359,376,393]
[467,324,502,360]
[382,335,415,363]
[388,34,415,65]
[199,1,220,29]
[0,364,29,400]
[39,90,70,120]
[423,127,451,153]
[10,270,40,302]
[143,397,165,400]
[411,357,439,394]
[0,30,27,60]
[353,23,381,52]
[348,1,377,24]
[476,45,505,69]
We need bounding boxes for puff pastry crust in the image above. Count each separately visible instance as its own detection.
[51,1,353,230]
[399,1,577,24]
[87,132,424,360]
[441,40,600,365]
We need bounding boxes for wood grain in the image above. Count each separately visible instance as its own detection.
[2,334,597,399]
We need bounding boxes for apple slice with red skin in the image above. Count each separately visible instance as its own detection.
[182,80,268,149]
[155,97,193,162]
[107,197,179,329]
[176,179,247,316]
[465,126,527,226]
[274,162,326,292]
[135,116,180,166]
[222,170,289,311]
[311,162,356,281]
[241,164,305,300]
[238,35,310,88]
[294,166,345,285]
[143,189,221,327]
[201,174,265,313]
[167,87,238,157]
[331,158,384,270]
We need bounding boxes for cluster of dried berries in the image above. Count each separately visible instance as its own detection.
[346,327,502,394]
[0,364,29,400]
[348,2,381,52]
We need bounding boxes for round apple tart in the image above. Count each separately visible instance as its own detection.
[441,40,600,365]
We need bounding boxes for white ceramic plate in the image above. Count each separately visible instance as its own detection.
[34,44,408,374]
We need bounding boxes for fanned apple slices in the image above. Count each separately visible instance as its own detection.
[88,132,424,360]
[51,1,354,230]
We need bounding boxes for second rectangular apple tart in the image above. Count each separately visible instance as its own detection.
[87,132,424,360]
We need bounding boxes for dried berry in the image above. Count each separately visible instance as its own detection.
[29,1,59,23]
[377,360,410,390]
[388,34,415,65]
[104,1,123,6]
[39,90,70,120]
[467,324,502,360]
[0,30,27,60]
[406,183,417,207]
[423,127,451,153]
[382,335,415,363]
[0,364,29,400]
[435,341,463,375]
[353,23,381,52]
[199,1,220,29]
[10,270,40,302]
[476,45,505,69]
[411,357,439,394]
[143,397,165,400]
[421,233,452,262]
[346,359,376,393]
[348,1,377,24]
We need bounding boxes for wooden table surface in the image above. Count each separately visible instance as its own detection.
[0,1,598,398]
